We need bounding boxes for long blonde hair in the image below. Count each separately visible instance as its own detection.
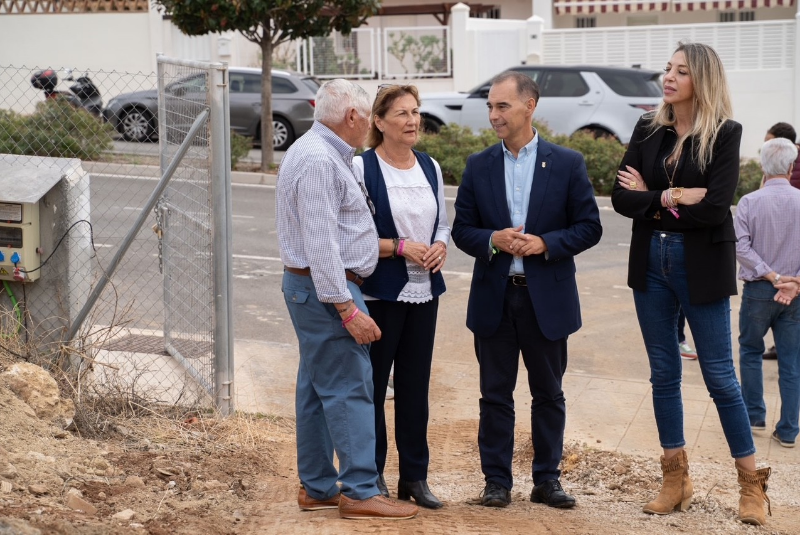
[649,42,733,173]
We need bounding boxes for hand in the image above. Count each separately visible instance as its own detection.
[617,166,648,191]
[422,240,447,272]
[342,308,382,344]
[674,187,706,206]
[399,240,430,267]
[774,280,800,304]
[491,225,526,254]
[510,233,548,256]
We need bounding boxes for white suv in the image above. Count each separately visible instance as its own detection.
[419,65,662,143]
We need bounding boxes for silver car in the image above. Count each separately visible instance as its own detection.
[103,67,319,150]
[419,65,662,143]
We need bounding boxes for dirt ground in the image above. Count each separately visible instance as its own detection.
[0,352,799,535]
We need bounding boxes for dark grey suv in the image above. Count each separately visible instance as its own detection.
[103,67,319,150]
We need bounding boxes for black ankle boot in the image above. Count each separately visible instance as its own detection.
[376,473,389,497]
[397,479,443,509]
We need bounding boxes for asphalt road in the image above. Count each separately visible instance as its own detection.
[92,150,751,388]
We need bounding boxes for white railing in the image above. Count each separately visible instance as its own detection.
[542,20,795,71]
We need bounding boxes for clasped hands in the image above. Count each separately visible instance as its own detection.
[617,166,707,206]
[773,276,800,306]
[493,225,547,256]
[401,239,447,273]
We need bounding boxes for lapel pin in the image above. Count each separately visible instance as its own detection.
[542,162,546,168]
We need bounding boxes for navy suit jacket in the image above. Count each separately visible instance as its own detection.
[452,137,602,341]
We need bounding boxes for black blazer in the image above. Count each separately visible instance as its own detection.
[453,138,602,340]
[611,116,742,304]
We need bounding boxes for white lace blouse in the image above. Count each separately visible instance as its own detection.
[352,153,450,303]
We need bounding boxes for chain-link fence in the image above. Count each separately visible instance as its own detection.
[0,59,233,414]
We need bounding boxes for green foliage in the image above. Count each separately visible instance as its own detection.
[735,159,763,204]
[387,32,447,75]
[154,0,380,42]
[414,124,497,183]
[416,120,624,192]
[230,130,252,169]
[0,100,114,160]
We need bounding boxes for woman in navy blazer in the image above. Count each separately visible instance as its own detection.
[612,42,770,526]
[352,84,450,509]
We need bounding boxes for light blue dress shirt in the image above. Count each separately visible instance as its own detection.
[502,132,538,275]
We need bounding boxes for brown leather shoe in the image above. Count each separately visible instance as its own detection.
[298,486,340,510]
[339,494,419,519]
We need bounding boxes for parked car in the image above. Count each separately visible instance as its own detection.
[419,65,662,143]
[103,67,319,150]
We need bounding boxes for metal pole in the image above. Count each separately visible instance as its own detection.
[209,63,234,416]
[66,109,210,341]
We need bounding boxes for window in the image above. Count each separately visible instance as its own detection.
[576,16,596,28]
[472,7,500,19]
[596,70,663,97]
[272,76,298,94]
[540,71,589,98]
[739,11,755,21]
[719,12,736,22]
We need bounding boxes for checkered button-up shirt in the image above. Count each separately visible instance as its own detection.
[276,121,378,303]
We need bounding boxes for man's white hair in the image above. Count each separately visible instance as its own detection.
[314,79,371,124]
[761,137,799,177]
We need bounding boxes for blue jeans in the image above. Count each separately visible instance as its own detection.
[739,280,800,442]
[633,232,755,458]
[282,271,380,500]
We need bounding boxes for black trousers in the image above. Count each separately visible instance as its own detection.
[474,283,567,490]
[368,297,439,482]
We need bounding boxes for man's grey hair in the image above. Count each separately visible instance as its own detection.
[761,137,798,177]
[314,79,371,124]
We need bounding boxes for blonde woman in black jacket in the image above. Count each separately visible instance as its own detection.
[612,42,771,526]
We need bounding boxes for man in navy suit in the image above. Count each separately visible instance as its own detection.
[452,71,602,509]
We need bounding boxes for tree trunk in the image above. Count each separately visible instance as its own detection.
[260,31,274,172]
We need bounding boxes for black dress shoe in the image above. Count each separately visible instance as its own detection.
[763,346,778,360]
[530,479,576,509]
[376,474,389,497]
[480,481,510,507]
[397,479,443,509]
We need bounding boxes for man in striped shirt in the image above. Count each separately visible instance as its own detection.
[735,137,800,449]
[276,79,418,519]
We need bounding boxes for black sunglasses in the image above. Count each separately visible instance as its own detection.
[357,180,376,216]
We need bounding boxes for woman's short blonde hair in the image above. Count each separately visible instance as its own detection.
[366,84,421,149]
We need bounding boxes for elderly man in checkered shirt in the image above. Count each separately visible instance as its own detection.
[735,137,800,450]
[276,79,418,520]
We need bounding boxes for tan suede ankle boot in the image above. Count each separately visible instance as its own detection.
[737,466,771,526]
[643,450,693,515]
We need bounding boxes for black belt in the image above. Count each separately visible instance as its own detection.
[284,266,364,287]
[509,275,527,287]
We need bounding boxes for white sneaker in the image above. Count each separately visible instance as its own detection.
[679,341,698,360]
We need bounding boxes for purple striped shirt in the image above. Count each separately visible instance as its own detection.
[734,178,800,281]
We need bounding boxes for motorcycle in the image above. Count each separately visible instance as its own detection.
[30,68,103,116]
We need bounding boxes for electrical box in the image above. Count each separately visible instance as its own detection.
[0,164,63,283]
[0,201,41,281]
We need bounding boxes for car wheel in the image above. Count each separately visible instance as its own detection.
[273,116,294,151]
[421,116,443,134]
[120,107,155,142]
[579,127,618,142]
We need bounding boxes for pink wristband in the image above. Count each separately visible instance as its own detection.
[341,307,360,327]
[397,239,405,257]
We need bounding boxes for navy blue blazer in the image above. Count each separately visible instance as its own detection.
[452,137,602,341]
